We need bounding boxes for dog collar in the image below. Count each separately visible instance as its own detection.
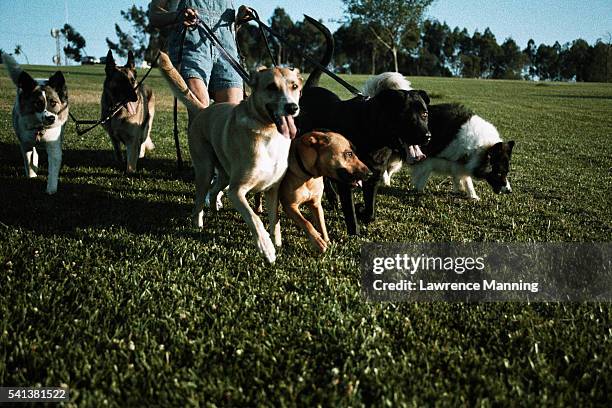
[295,147,317,179]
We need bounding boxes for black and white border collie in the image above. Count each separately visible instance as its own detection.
[365,72,515,200]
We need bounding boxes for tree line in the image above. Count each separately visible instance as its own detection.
[239,7,611,82]
[7,1,608,83]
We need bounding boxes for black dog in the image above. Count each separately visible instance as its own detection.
[298,19,431,235]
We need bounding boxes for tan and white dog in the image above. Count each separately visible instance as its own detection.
[101,50,155,173]
[158,52,302,263]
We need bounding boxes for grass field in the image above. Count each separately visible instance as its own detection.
[0,63,610,406]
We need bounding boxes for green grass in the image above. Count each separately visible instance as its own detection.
[0,64,610,406]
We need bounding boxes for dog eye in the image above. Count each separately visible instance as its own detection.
[50,100,58,107]
[291,83,299,90]
[344,151,354,159]
[420,112,428,119]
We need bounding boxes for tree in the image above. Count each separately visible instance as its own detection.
[494,38,525,79]
[536,41,562,80]
[14,44,29,64]
[237,22,272,69]
[291,18,328,73]
[419,19,452,76]
[343,0,435,72]
[335,19,386,74]
[557,39,589,81]
[475,28,501,78]
[588,40,612,82]
[523,39,537,80]
[60,24,87,63]
[269,8,295,66]
[107,5,159,64]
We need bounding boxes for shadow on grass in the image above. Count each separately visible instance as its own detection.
[0,142,191,181]
[0,142,198,237]
[0,175,192,234]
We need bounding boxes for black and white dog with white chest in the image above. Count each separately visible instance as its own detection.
[367,72,515,200]
[3,52,68,194]
[298,19,432,236]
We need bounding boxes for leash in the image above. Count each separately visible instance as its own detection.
[249,13,364,97]
[249,8,277,67]
[196,20,251,84]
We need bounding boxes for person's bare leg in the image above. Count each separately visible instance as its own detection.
[213,87,243,104]
[187,78,210,124]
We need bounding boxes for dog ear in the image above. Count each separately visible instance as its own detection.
[417,90,430,106]
[248,68,267,89]
[48,71,67,101]
[126,51,135,69]
[17,71,38,94]
[303,132,331,147]
[248,72,259,89]
[105,50,116,74]
[507,141,515,154]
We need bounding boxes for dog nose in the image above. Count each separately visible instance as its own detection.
[284,103,299,115]
[43,115,55,125]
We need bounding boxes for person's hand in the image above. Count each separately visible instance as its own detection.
[180,7,199,27]
[236,5,255,26]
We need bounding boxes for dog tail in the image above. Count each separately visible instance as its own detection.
[363,72,413,97]
[2,52,23,85]
[157,51,206,115]
[303,16,334,89]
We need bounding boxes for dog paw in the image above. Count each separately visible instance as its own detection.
[309,234,328,253]
[192,212,204,228]
[46,188,57,195]
[356,205,374,224]
[257,233,276,264]
[215,192,224,211]
[139,142,155,158]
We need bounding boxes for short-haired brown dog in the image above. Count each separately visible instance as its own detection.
[279,131,370,252]
[158,52,302,264]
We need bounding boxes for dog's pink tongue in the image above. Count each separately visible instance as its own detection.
[280,115,297,139]
[405,145,426,164]
[126,102,136,116]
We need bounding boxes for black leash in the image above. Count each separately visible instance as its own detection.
[250,14,364,97]
[249,8,277,67]
[196,20,251,84]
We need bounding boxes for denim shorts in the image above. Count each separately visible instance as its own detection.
[168,0,243,92]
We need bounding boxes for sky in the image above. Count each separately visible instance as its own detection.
[0,0,610,66]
